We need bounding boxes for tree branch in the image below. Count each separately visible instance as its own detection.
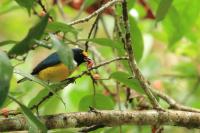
[1,110,200,132]
[121,0,160,108]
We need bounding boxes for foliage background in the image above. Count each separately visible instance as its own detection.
[0,0,200,132]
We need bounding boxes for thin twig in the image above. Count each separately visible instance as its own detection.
[84,15,100,52]
[68,0,122,26]
[37,0,53,21]
[151,89,200,113]
[79,125,105,132]
[37,0,47,12]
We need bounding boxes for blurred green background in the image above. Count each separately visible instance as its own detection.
[1,0,200,132]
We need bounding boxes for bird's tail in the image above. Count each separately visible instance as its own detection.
[17,77,28,84]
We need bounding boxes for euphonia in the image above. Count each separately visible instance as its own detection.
[18,48,93,83]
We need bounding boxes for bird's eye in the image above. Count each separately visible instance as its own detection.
[82,51,88,57]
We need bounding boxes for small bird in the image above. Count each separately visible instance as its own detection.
[17,48,93,83]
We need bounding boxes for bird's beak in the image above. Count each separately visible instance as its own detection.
[84,57,93,68]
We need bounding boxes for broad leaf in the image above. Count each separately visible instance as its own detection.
[79,94,114,111]
[0,0,19,15]
[127,0,136,10]
[28,89,49,108]
[8,14,49,57]
[14,69,54,90]
[110,71,144,94]
[0,51,13,108]
[14,69,65,105]
[47,22,78,36]
[8,95,47,133]
[14,0,35,14]
[50,34,75,70]
[129,16,144,62]
[156,0,173,22]
[0,40,17,47]
[163,6,183,46]
[90,38,125,55]
[163,0,200,47]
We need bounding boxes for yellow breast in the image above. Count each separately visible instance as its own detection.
[38,63,73,82]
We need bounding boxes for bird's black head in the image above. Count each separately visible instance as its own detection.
[72,48,92,67]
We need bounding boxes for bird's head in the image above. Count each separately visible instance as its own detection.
[72,48,93,68]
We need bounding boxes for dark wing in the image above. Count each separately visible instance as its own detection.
[31,52,61,75]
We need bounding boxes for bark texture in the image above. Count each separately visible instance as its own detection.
[1,110,200,132]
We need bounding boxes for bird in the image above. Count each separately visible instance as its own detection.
[17,48,93,83]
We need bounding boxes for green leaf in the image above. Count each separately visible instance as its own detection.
[14,70,50,89]
[127,0,136,10]
[163,6,184,46]
[8,95,47,133]
[47,22,78,36]
[0,51,13,108]
[90,38,125,55]
[8,14,49,57]
[50,34,75,70]
[90,38,123,49]
[28,89,49,108]
[0,0,19,15]
[163,0,200,47]
[115,3,122,16]
[129,16,144,62]
[181,0,200,31]
[79,94,114,111]
[0,40,17,47]
[83,0,96,7]
[14,69,65,106]
[110,71,144,94]
[14,0,35,14]
[156,0,173,22]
